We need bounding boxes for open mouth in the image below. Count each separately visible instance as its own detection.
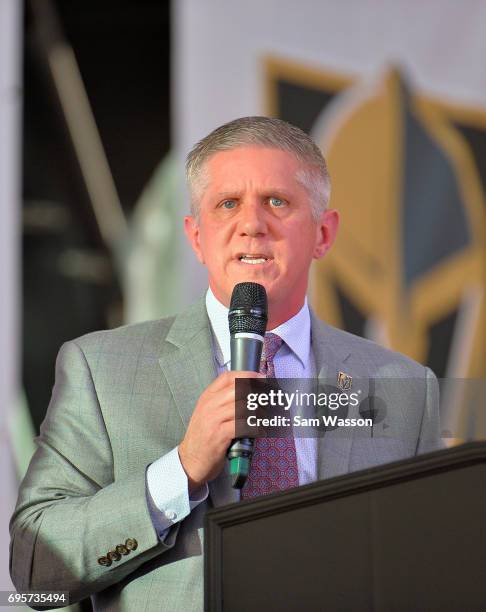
[237,254,271,265]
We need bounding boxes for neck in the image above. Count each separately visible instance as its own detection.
[266,298,305,330]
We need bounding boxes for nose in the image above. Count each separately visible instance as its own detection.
[238,199,268,237]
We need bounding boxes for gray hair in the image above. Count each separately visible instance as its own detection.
[185,116,331,222]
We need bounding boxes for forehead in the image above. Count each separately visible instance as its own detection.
[202,146,303,192]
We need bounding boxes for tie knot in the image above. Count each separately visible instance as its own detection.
[263,333,283,364]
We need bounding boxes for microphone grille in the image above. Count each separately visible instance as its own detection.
[229,282,268,335]
[230,282,267,310]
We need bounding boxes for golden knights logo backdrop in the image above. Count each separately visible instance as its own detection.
[265,57,486,392]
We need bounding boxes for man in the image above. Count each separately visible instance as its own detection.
[10,117,440,611]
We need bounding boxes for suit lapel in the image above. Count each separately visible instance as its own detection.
[158,296,239,507]
[310,311,366,480]
[158,298,216,428]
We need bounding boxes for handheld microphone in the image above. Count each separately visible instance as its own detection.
[227,282,268,488]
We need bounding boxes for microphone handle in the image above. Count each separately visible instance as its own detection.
[228,333,263,488]
[230,334,263,371]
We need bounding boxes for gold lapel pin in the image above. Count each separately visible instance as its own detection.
[337,371,352,390]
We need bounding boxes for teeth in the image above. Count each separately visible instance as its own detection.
[240,256,267,264]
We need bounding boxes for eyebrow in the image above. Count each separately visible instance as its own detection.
[214,191,242,199]
[214,189,293,199]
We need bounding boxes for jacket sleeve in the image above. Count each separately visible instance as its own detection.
[416,366,443,455]
[9,340,180,605]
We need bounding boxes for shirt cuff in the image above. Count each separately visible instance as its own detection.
[146,447,208,540]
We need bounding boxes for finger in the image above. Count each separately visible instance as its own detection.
[205,371,264,399]
[219,419,237,442]
[231,371,266,378]
[198,389,238,419]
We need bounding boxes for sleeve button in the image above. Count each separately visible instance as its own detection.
[116,544,129,555]
[98,556,112,567]
[125,538,138,551]
[107,550,122,562]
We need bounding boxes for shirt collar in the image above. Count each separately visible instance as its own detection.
[205,287,310,368]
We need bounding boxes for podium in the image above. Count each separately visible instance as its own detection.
[205,442,486,611]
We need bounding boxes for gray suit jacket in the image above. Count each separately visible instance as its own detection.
[10,296,440,611]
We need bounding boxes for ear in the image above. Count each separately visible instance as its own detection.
[184,215,205,264]
[313,209,339,259]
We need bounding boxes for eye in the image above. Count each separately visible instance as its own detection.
[221,200,237,209]
[269,197,285,207]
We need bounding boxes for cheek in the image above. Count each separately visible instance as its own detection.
[286,237,316,272]
[200,235,225,267]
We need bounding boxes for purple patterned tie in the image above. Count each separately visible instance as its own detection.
[241,333,299,498]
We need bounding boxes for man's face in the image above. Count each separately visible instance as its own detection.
[184,146,338,325]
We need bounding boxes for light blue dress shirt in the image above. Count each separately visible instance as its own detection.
[146,288,318,538]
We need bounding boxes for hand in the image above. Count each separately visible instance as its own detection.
[178,370,263,493]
